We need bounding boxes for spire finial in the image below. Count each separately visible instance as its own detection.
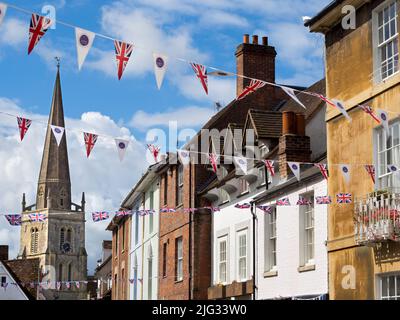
[55,56,60,69]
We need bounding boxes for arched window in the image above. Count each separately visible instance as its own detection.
[60,228,65,250]
[31,228,39,254]
[67,263,72,281]
[66,229,72,243]
[58,263,63,282]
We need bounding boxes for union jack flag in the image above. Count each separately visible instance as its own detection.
[5,214,22,226]
[65,282,71,289]
[114,40,134,80]
[84,132,98,158]
[235,203,251,209]
[364,165,376,184]
[237,79,266,101]
[115,210,132,217]
[56,281,61,290]
[336,193,352,204]
[359,105,381,124]
[276,198,290,206]
[75,281,80,289]
[190,63,208,95]
[92,212,110,222]
[183,208,198,214]
[297,197,312,206]
[257,205,273,214]
[28,213,47,222]
[315,164,329,180]
[209,153,219,173]
[28,14,52,55]
[147,144,160,163]
[129,279,135,284]
[316,196,332,205]
[160,208,176,213]
[312,93,336,107]
[205,206,220,213]
[263,160,275,177]
[17,117,32,141]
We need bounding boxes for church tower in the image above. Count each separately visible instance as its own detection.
[19,65,87,300]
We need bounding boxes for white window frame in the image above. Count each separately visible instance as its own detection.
[217,236,228,284]
[372,0,399,83]
[237,229,248,282]
[176,237,183,282]
[264,207,277,272]
[239,178,250,195]
[377,273,400,300]
[258,166,267,187]
[299,192,315,267]
[374,119,400,191]
[219,189,230,204]
[149,190,154,234]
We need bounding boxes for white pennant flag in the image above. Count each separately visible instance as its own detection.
[377,109,390,136]
[177,149,191,166]
[233,156,248,175]
[340,164,351,184]
[281,86,307,109]
[75,27,95,70]
[332,100,352,122]
[288,162,301,181]
[0,3,7,27]
[50,125,65,147]
[153,53,168,90]
[388,165,400,174]
[115,139,129,162]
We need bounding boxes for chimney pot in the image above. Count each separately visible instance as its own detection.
[243,34,249,44]
[262,36,268,46]
[282,111,296,135]
[252,35,259,44]
[296,114,306,136]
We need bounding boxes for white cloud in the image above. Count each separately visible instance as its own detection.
[130,105,215,131]
[0,97,148,273]
[0,18,26,47]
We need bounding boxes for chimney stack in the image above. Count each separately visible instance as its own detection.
[235,34,277,109]
[0,245,9,261]
[279,112,311,179]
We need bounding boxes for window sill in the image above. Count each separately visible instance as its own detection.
[298,264,316,273]
[175,279,184,284]
[237,192,250,199]
[263,270,278,278]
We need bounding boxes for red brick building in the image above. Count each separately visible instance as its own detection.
[157,34,287,300]
[107,215,131,300]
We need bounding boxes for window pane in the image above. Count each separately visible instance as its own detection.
[389,276,396,296]
[382,277,389,298]
[379,11,383,26]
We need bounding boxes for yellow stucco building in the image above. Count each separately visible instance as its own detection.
[307,0,400,300]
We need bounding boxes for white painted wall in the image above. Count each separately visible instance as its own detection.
[0,262,29,300]
[129,178,160,300]
[257,179,328,299]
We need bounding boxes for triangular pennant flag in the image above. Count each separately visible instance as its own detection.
[147,144,160,163]
[233,156,248,175]
[0,3,7,27]
[209,153,219,173]
[359,105,381,124]
[263,160,275,177]
[315,163,329,180]
[153,53,168,90]
[84,132,98,158]
[364,165,376,184]
[177,149,191,166]
[28,14,53,55]
[50,125,65,147]
[115,139,129,162]
[190,63,208,95]
[17,117,32,141]
[237,79,266,101]
[388,165,400,174]
[281,86,307,109]
[114,40,134,80]
[377,109,390,136]
[75,27,95,70]
[288,162,301,181]
[332,100,352,122]
[340,164,351,184]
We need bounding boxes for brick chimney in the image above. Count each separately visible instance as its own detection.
[0,245,9,261]
[235,34,277,108]
[279,112,311,179]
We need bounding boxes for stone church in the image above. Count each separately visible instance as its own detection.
[18,66,87,300]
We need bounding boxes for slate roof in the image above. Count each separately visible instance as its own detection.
[244,110,283,139]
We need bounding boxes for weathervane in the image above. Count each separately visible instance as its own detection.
[55,56,61,68]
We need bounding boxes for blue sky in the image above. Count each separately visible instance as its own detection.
[0,0,331,272]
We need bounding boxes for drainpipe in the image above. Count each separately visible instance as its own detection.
[250,203,257,301]
[140,192,145,300]
[188,162,193,300]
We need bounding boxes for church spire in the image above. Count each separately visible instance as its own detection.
[36,64,71,210]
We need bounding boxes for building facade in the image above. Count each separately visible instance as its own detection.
[307,0,400,300]
[94,240,112,300]
[17,68,87,300]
